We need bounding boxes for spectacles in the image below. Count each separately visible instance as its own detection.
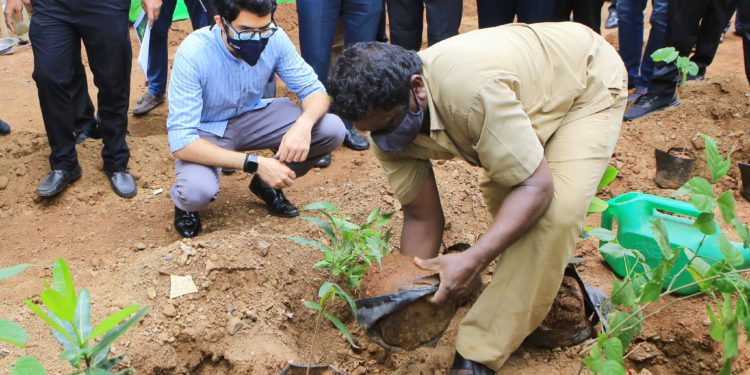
[222,17,278,41]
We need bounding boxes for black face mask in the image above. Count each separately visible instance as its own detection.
[225,30,269,66]
[371,90,424,153]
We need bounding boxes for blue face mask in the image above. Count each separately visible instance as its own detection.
[371,90,424,153]
[223,18,276,66]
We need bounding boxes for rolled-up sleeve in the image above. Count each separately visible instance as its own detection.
[167,49,204,153]
[471,79,544,187]
[275,31,326,101]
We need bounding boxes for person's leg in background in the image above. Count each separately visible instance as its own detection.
[133,0,175,116]
[340,0,382,151]
[624,0,705,121]
[387,0,424,50]
[376,0,388,42]
[606,0,618,29]
[476,0,516,28]
[738,0,750,84]
[77,0,136,198]
[425,0,462,46]
[72,49,100,144]
[631,0,668,101]
[616,0,647,89]
[29,0,84,197]
[518,0,567,23]
[690,0,730,79]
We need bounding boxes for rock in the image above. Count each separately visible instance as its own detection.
[351,366,367,375]
[0,176,8,190]
[177,252,189,266]
[205,260,219,275]
[14,165,26,176]
[135,243,147,251]
[226,317,243,335]
[245,310,258,322]
[162,304,177,317]
[180,243,196,256]
[146,287,157,300]
[629,342,661,363]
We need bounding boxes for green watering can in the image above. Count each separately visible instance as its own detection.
[600,192,749,295]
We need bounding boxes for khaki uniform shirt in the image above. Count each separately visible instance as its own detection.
[372,22,625,205]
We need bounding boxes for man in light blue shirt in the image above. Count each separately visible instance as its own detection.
[167,0,345,238]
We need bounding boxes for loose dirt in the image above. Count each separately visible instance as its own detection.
[2,1,750,374]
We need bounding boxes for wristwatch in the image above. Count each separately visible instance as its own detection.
[243,154,259,173]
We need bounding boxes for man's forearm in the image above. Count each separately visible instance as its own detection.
[173,139,246,168]
[297,92,330,128]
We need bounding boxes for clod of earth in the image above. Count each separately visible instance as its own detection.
[360,253,458,350]
[525,275,592,349]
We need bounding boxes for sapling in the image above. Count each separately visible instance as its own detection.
[651,47,700,86]
[582,135,750,375]
[588,166,619,215]
[12,258,150,375]
[288,201,392,361]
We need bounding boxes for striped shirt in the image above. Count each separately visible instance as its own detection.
[166,25,325,152]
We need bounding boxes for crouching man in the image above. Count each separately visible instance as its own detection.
[328,22,626,374]
[167,0,345,238]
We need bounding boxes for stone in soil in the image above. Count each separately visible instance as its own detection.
[226,317,243,335]
[0,176,8,190]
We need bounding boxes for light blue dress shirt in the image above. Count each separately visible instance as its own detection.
[166,25,326,153]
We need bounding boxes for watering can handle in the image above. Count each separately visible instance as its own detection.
[644,195,702,219]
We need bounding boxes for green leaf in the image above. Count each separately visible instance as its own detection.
[366,207,381,225]
[286,236,330,252]
[607,309,643,346]
[600,243,632,259]
[47,310,78,352]
[52,258,77,308]
[331,284,357,314]
[40,289,75,322]
[303,301,321,311]
[75,288,92,342]
[598,166,619,191]
[651,219,674,260]
[319,282,336,300]
[687,61,699,76]
[640,280,663,303]
[720,359,734,375]
[691,212,717,235]
[651,47,678,63]
[600,359,626,375]
[707,305,724,341]
[724,321,739,360]
[323,311,359,348]
[96,354,126,370]
[0,320,29,347]
[718,235,744,267]
[589,228,616,242]
[89,307,149,362]
[588,196,609,214]
[301,201,338,212]
[0,264,31,281]
[717,191,737,224]
[87,304,140,343]
[611,278,636,307]
[11,356,46,375]
[59,348,82,366]
[371,211,394,228]
[313,260,330,269]
[25,300,76,344]
[673,177,715,211]
[732,219,750,249]
[603,336,624,364]
[702,134,731,183]
[301,216,337,242]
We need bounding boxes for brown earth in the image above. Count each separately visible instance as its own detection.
[1,1,750,375]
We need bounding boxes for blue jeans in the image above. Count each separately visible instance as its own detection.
[297,0,382,129]
[617,0,668,90]
[147,0,210,96]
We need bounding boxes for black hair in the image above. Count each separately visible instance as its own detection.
[328,42,422,121]
[214,0,277,22]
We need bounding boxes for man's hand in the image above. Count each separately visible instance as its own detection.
[276,121,313,163]
[4,0,31,34]
[257,156,296,189]
[415,251,485,305]
[141,0,163,26]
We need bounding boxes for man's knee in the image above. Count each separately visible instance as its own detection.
[312,114,346,151]
[171,179,220,212]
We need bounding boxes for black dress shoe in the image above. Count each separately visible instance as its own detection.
[37,165,82,197]
[174,206,202,238]
[107,171,137,198]
[249,175,299,217]
[0,119,11,135]
[315,153,332,168]
[623,93,680,121]
[343,128,370,151]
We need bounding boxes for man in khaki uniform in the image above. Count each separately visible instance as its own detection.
[328,22,627,373]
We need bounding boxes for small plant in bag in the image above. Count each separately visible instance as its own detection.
[288,201,392,356]
[651,47,700,86]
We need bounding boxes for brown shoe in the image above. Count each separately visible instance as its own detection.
[133,92,164,116]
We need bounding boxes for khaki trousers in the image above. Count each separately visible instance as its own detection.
[456,62,628,371]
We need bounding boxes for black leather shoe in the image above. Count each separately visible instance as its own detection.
[174,206,202,238]
[315,153,332,168]
[343,128,370,151]
[249,175,299,217]
[74,118,102,144]
[623,93,680,121]
[605,9,618,29]
[107,171,137,198]
[37,165,82,197]
[0,119,11,135]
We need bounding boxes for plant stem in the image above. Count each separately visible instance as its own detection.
[666,236,706,292]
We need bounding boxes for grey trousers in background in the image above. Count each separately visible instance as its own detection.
[170,98,346,212]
